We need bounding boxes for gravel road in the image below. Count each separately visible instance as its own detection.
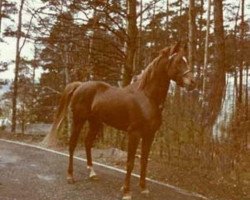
[0,140,206,200]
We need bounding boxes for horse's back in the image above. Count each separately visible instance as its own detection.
[70,81,110,114]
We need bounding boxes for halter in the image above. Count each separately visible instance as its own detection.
[168,53,178,61]
[182,69,191,76]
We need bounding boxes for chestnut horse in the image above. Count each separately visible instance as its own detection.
[42,42,195,200]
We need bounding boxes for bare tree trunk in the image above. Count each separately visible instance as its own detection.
[11,0,25,133]
[165,0,169,44]
[150,0,156,58]
[87,9,99,81]
[122,0,138,86]
[196,0,204,79]
[202,0,211,97]
[179,0,182,16]
[206,0,226,126]
[21,103,25,134]
[238,0,245,104]
[0,0,2,33]
[188,0,196,70]
[63,45,71,138]
[233,1,241,104]
[245,64,248,120]
[136,0,143,69]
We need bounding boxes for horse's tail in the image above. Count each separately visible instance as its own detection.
[41,82,82,147]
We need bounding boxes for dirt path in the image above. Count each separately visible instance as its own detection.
[0,139,207,200]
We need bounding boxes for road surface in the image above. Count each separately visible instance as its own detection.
[0,140,206,200]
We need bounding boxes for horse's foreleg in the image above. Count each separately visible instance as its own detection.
[67,119,84,184]
[122,133,140,200]
[85,121,102,180]
[139,136,154,194]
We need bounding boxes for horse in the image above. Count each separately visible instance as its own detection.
[42,42,196,200]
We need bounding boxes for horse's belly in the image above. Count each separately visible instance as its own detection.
[104,119,128,131]
[90,90,152,131]
[100,112,130,131]
[92,103,131,131]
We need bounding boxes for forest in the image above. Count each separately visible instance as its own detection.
[0,0,249,199]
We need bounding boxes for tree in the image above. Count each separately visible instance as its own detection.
[202,0,211,96]
[16,75,36,134]
[0,0,17,75]
[122,0,138,86]
[11,0,25,133]
[238,0,245,104]
[0,0,17,33]
[188,0,196,70]
[206,0,226,126]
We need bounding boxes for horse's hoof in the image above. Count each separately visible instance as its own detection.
[141,188,150,196]
[67,178,75,184]
[67,176,75,184]
[87,166,98,180]
[89,169,98,180]
[89,174,99,180]
[122,192,132,200]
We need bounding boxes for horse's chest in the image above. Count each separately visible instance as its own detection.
[137,101,162,131]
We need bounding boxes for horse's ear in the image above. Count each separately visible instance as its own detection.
[170,41,181,55]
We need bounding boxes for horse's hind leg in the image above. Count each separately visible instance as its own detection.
[67,115,85,184]
[85,120,103,180]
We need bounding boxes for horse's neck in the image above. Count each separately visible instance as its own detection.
[142,68,170,108]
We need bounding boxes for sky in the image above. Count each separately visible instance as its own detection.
[0,0,44,80]
[0,0,250,81]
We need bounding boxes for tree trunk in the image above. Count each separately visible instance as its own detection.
[11,0,25,133]
[150,0,156,58]
[206,0,226,126]
[238,0,245,104]
[188,0,196,70]
[165,0,169,45]
[245,64,248,120]
[136,0,143,70]
[63,45,71,138]
[233,1,240,104]
[87,9,99,81]
[202,0,211,97]
[179,0,182,16]
[196,0,204,79]
[122,0,138,86]
[0,0,2,33]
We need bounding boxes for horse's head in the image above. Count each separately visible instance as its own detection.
[160,42,196,91]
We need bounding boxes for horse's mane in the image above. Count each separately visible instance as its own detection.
[137,47,171,90]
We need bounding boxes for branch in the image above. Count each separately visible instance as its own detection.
[137,0,161,19]
[42,86,61,95]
